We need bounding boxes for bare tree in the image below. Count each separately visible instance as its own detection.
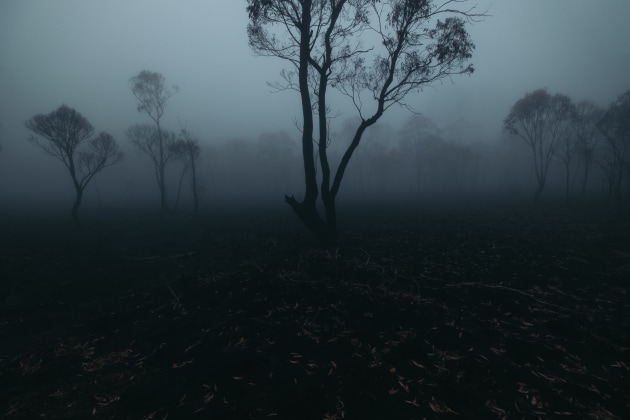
[597,90,630,211]
[573,101,604,198]
[126,124,182,211]
[171,129,202,213]
[550,96,578,205]
[129,70,179,212]
[25,105,123,223]
[504,89,575,203]
[247,0,481,242]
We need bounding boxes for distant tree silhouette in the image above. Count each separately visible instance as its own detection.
[129,70,179,212]
[597,90,630,211]
[550,97,578,205]
[25,105,123,224]
[247,0,482,243]
[255,131,298,194]
[573,101,604,198]
[398,114,443,193]
[171,129,202,213]
[126,124,182,212]
[504,89,575,203]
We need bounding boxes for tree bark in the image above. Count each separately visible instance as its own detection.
[285,0,332,243]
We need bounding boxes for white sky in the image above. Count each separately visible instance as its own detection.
[1,0,629,146]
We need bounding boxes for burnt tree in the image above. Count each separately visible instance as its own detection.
[247,0,481,243]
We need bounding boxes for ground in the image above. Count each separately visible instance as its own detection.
[1,203,629,419]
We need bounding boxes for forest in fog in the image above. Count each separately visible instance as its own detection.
[2,89,628,219]
[2,3,630,419]
[1,1,629,224]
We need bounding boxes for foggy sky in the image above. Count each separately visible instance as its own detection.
[1,0,629,210]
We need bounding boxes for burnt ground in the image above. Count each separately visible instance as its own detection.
[1,203,629,419]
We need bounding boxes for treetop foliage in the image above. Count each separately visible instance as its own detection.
[130,70,179,124]
[504,89,576,141]
[599,90,630,141]
[24,104,123,222]
[25,105,94,163]
[247,0,477,116]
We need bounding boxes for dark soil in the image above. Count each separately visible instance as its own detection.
[1,206,629,419]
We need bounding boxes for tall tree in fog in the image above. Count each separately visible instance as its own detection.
[171,129,202,213]
[504,89,575,203]
[126,124,182,212]
[247,0,480,242]
[129,70,179,212]
[573,101,604,198]
[25,105,123,224]
[597,90,630,211]
[550,96,578,205]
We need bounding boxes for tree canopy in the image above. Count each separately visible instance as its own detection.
[130,70,179,126]
[504,89,576,202]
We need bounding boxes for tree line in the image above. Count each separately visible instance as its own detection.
[505,88,630,209]
[15,1,630,241]
[20,83,628,227]
[23,70,202,225]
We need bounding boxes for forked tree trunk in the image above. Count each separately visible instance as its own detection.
[285,195,337,245]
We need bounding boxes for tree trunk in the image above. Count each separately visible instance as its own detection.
[533,179,545,204]
[191,158,199,213]
[298,0,317,210]
[322,194,337,238]
[71,187,83,226]
[285,195,334,244]
[158,163,169,213]
[156,120,169,213]
[286,0,332,243]
[614,164,623,213]
[581,158,590,197]
[565,162,570,205]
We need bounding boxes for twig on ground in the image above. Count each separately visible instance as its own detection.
[443,282,575,313]
[166,285,186,314]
